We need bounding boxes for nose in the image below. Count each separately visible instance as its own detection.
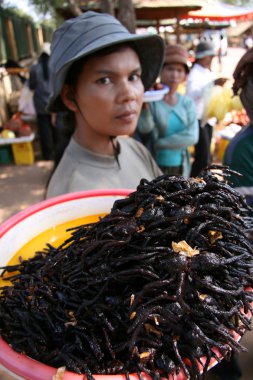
[117,80,137,103]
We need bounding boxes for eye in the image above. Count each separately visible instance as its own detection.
[97,77,111,85]
[129,73,141,82]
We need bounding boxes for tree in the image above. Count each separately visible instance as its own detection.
[26,0,64,18]
[26,0,136,31]
[25,0,115,20]
[67,0,82,16]
[100,0,114,15]
[118,0,136,33]
[4,0,253,24]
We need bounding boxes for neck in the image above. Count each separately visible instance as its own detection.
[74,129,114,155]
[168,83,178,95]
[164,87,178,106]
[197,61,210,70]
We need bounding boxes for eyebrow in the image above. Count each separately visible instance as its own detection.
[95,66,142,75]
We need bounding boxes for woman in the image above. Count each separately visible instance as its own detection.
[137,44,198,178]
[46,11,164,198]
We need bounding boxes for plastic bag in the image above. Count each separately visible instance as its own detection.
[230,95,243,112]
[18,84,36,118]
[205,86,235,123]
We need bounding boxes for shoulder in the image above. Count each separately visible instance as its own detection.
[177,94,195,110]
[182,94,196,108]
[29,64,37,76]
[119,136,151,157]
[119,137,159,170]
[118,137,162,178]
[46,140,80,198]
[229,125,253,149]
[224,125,253,163]
[187,65,199,77]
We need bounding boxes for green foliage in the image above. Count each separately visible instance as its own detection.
[29,0,65,16]
[3,0,66,27]
[1,4,34,21]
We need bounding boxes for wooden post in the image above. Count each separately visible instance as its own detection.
[118,0,136,33]
[176,13,181,44]
[156,19,160,34]
[36,27,44,51]
[5,17,18,60]
[26,22,34,56]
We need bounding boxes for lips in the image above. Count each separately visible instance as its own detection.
[116,110,137,122]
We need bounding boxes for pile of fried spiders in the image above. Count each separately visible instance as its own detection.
[0,165,253,380]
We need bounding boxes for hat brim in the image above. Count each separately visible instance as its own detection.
[164,55,191,72]
[195,50,216,59]
[48,33,164,112]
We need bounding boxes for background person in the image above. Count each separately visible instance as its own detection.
[186,41,216,177]
[208,47,253,380]
[46,11,164,199]
[136,44,198,178]
[223,47,253,210]
[29,42,61,161]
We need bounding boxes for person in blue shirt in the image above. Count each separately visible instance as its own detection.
[223,47,253,210]
[136,44,199,177]
[208,46,253,380]
[223,124,253,209]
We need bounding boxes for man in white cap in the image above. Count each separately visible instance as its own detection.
[186,41,216,177]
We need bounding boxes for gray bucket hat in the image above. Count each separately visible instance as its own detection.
[48,11,165,112]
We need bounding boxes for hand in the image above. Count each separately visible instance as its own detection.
[214,78,228,87]
[154,82,164,90]
[142,102,149,110]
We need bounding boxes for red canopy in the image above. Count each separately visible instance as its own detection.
[185,1,253,21]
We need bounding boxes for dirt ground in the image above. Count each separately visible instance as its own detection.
[0,160,53,224]
[0,47,253,379]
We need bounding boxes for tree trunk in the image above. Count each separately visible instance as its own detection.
[118,0,136,33]
[67,0,82,16]
[100,0,114,16]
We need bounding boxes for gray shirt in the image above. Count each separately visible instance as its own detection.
[46,136,162,199]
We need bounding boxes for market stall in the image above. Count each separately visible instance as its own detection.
[0,133,35,165]
[186,0,253,21]
[0,113,35,165]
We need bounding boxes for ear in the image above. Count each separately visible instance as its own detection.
[60,85,78,112]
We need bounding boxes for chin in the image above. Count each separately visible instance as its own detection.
[116,125,136,137]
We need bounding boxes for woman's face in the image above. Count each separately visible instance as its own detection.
[63,46,144,143]
[160,63,186,87]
